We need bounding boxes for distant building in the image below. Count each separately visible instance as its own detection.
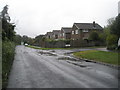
[45,32,53,39]
[118,1,120,14]
[52,30,61,40]
[60,27,72,40]
[71,21,103,40]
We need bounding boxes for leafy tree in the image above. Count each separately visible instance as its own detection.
[107,17,115,27]
[14,34,22,44]
[1,5,16,88]
[110,14,120,37]
[1,5,15,41]
[34,35,44,46]
[106,34,118,50]
[89,32,100,41]
[106,34,118,45]
[22,35,29,44]
[22,35,34,45]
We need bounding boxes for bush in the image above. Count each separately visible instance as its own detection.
[106,34,118,50]
[2,41,15,88]
[106,34,118,45]
[89,32,100,41]
[107,44,117,50]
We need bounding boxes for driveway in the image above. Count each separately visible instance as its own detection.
[7,45,118,88]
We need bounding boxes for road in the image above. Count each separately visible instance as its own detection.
[7,45,118,88]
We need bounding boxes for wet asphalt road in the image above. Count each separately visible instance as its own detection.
[7,45,118,88]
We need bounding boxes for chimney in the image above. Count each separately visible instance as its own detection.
[93,21,95,27]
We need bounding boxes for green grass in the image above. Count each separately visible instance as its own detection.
[27,45,75,50]
[73,50,119,65]
[82,46,106,49]
[27,45,107,50]
[2,41,15,88]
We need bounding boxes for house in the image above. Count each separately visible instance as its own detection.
[60,27,72,40]
[52,30,61,40]
[45,32,53,39]
[118,1,120,14]
[71,21,103,40]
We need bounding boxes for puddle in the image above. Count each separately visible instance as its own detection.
[67,61,87,68]
[38,51,57,56]
[50,50,55,52]
[23,51,28,54]
[84,60,92,62]
[58,57,78,61]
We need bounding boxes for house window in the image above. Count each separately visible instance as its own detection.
[59,34,61,37]
[63,33,64,36]
[83,30,88,32]
[72,31,74,34]
[75,30,78,34]
[48,36,50,39]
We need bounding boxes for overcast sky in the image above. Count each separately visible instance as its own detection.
[0,0,119,38]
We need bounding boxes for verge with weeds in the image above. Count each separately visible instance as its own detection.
[73,50,119,65]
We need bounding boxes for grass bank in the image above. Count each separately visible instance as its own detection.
[27,45,74,50]
[2,41,15,88]
[73,50,119,65]
[27,45,106,50]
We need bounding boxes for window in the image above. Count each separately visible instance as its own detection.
[75,30,78,34]
[83,30,88,32]
[63,33,64,36]
[60,34,62,37]
[72,31,74,34]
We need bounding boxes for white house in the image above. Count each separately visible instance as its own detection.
[118,38,120,46]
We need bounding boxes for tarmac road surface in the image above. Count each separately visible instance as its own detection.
[7,45,118,88]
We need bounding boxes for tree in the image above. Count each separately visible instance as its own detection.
[22,35,34,45]
[106,34,118,45]
[106,34,118,50]
[110,14,120,37]
[34,35,44,46]
[14,34,22,44]
[107,17,115,27]
[89,32,100,41]
[1,5,15,41]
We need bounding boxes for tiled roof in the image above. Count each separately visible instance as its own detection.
[52,30,61,34]
[46,32,53,35]
[74,23,103,30]
[61,27,72,33]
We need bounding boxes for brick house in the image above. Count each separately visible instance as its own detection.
[71,21,103,40]
[60,27,72,40]
[45,32,53,39]
[52,30,61,40]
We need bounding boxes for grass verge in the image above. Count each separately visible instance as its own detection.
[2,41,15,88]
[27,45,74,50]
[73,50,119,65]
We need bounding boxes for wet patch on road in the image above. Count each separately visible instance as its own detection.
[38,51,57,56]
[23,51,28,54]
[58,57,78,61]
[58,56,88,68]
[66,61,87,68]
[50,50,55,52]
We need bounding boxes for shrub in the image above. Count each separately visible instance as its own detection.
[89,32,100,41]
[106,34,118,50]
[2,41,15,88]
[106,34,118,45]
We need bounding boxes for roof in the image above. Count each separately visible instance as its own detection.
[74,23,103,30]
[46,32,53,35]
[61,27,72,33]
[52,30,61,35]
